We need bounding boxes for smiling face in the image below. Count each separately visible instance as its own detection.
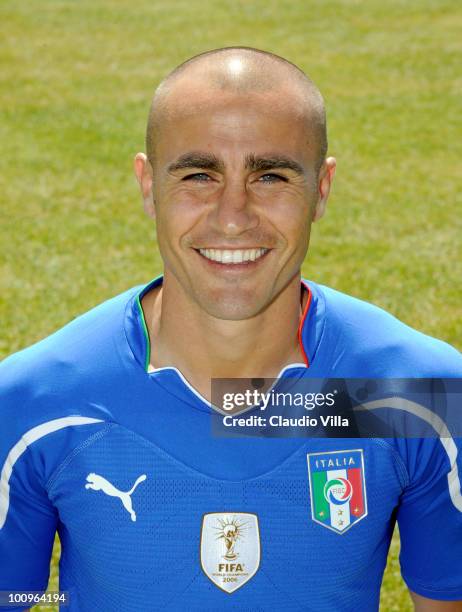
[136,56,335,321]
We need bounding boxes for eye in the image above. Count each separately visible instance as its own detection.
[182,172,211,182]
[259,173,288,183]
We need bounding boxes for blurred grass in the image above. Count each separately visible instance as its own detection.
[1,0,460,610]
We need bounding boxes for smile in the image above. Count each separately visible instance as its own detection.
[197,248,269,264]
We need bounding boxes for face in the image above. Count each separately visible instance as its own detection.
[135,85,335,320]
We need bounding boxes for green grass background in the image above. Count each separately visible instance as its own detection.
[1,0,461,610]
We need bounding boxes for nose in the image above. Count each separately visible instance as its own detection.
[207,177,259,236]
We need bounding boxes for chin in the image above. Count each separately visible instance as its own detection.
[198,294,264,321]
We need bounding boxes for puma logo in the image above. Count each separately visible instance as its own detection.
[85,473,147,522]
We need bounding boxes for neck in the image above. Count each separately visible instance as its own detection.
[142,272,307,398]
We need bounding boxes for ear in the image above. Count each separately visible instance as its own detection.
[133,153,155,220]
[313,157,336,222]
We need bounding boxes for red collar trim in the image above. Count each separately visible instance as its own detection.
[297,281,313,367]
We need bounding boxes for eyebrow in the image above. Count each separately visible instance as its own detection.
[244,153,305,176]
[167,152,224,173]
[167,151,305,176]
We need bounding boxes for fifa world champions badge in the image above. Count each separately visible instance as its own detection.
[307,449,368,534]
[200,513,261,593]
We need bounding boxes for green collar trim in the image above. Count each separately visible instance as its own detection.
[135,274,163,372]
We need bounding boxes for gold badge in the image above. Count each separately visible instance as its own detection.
[200,512,261,593]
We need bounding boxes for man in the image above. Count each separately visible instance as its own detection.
[0,47,461,611]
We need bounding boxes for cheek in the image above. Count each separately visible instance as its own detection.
[155,191,205,249]
[263,195,312,243]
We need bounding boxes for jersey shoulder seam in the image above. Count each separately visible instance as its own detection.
[45,422,115,493]
[371,438,410,489]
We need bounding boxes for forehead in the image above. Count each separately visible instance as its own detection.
[154,85,318,167]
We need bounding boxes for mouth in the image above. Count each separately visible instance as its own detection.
[195,248,269,265]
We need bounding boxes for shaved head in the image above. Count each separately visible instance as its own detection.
[135,47,337,324]
[146,47,328,174]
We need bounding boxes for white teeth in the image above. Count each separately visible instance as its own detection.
[198,248,268,264]
[222,250,233,263]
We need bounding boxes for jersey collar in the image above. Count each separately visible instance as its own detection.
[124,275,324,377]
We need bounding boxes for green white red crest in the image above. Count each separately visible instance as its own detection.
[307,449,367,534]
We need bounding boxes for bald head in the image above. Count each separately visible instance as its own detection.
[146,47,328,174]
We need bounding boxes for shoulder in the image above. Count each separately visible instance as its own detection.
[307,281,461,377]
[0,284,142,423]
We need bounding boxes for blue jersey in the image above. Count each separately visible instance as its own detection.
[1,276,461,611]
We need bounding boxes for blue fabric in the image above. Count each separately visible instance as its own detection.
[0,277,461,611]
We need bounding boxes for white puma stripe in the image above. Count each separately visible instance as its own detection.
[355,397,462,512]
[0,416,104,529]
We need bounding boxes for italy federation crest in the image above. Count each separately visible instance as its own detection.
[200,512,260,593]
[307,449,367,534]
